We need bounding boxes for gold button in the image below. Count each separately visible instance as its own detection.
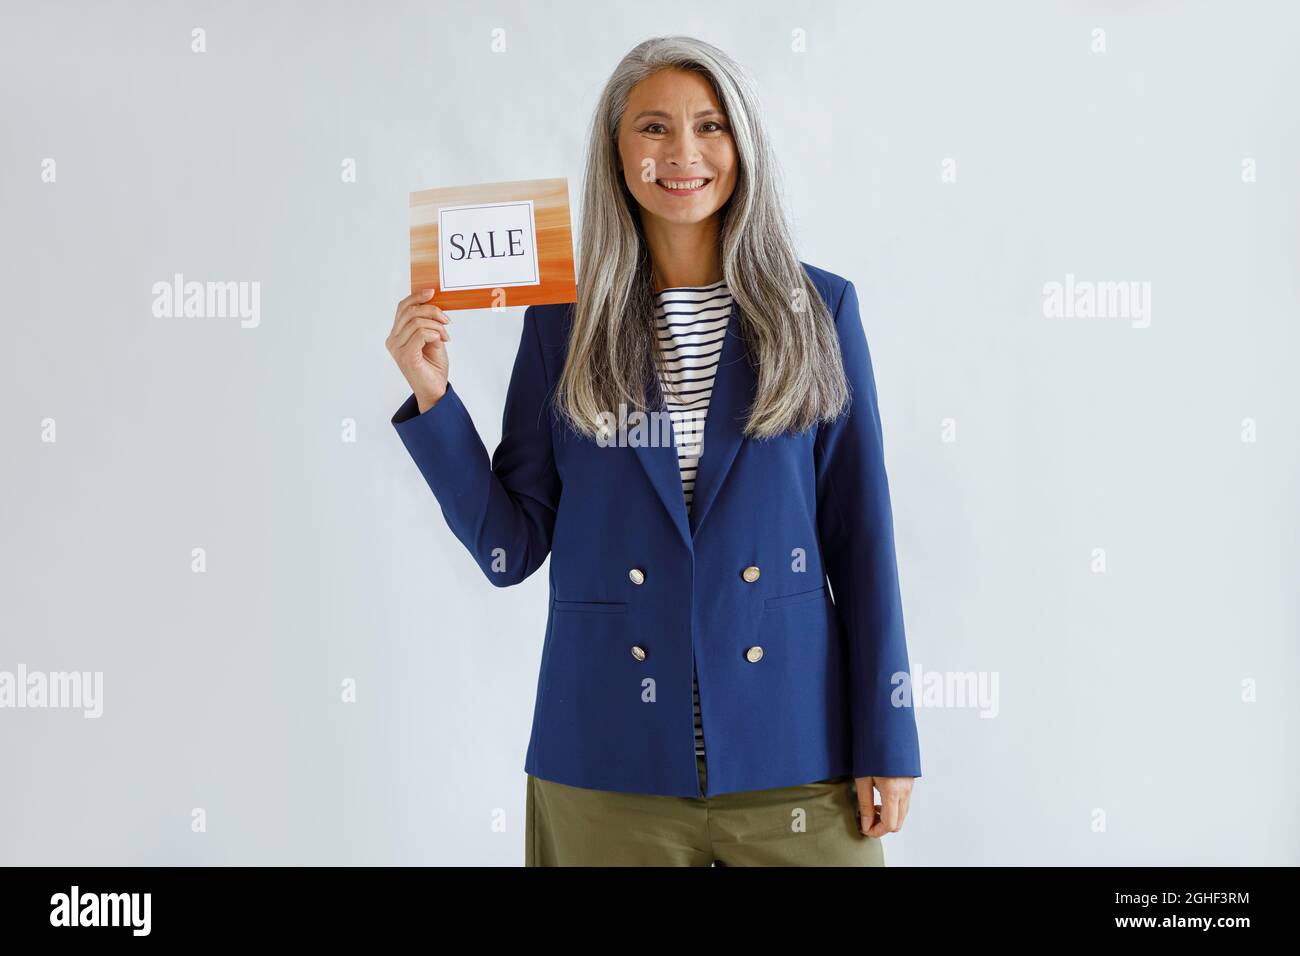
[745,646,764,663]
[631,645,647,662]
[629,568,645,585]
[742,565,761,583]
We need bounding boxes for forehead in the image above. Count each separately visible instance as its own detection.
[626,68,722,111]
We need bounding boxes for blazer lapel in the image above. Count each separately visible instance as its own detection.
[630,376,693,551]
[686,300,751,538]
[632,297,753,548]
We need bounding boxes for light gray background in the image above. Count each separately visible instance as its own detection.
[1,0,1296,866]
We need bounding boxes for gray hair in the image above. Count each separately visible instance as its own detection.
[555,35,849,440]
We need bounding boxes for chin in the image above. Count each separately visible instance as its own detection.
[645,200,720,226]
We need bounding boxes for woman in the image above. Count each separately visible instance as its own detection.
[385,36,920,866]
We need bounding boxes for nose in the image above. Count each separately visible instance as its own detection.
[663,128,703,169]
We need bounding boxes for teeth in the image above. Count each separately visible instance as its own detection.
[658,178,707,190]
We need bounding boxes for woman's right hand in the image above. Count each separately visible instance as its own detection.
[387,288,452,413]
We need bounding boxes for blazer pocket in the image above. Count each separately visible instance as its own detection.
[552,599,628,614]
[763,585,827,610]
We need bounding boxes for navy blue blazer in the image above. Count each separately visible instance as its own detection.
[391,262,922,797]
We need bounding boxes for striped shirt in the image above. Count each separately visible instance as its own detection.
[652,279,732,757]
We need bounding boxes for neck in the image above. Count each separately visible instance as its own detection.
[641,212,723,291]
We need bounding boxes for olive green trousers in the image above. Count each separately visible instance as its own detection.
[526,751,885,867]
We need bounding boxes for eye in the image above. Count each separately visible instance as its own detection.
[700,121,726,133]
[639,123,667,134]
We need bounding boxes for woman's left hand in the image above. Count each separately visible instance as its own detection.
[855,776,914,837]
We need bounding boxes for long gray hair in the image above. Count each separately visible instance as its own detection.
[555,35,850,441]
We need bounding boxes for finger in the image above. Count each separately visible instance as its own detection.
[398,321,449,354]
[855,782,874,815]
[395,304,452,339]
[862,803,883,837]
[867,791,901,838]
[407,303,450,320]
[390,317,449,353]
[392,308,450,349]
[404,327,446,361]
[855,781,877,835]
[896,792,911,830]
[391,288,436,333]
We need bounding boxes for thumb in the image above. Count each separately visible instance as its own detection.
[856,778,879,836]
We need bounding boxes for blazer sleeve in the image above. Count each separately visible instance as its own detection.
[814,279,922,779]
[390,306,559,587]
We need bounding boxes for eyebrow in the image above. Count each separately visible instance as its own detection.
[630,109,724,122]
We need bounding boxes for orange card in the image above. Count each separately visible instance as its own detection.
[409,177,577,311]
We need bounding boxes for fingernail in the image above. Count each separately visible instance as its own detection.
[422,288,435,299]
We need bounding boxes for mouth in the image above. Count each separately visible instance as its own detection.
[655,177,712,195]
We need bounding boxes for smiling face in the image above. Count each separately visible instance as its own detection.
[616,67,739,230]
